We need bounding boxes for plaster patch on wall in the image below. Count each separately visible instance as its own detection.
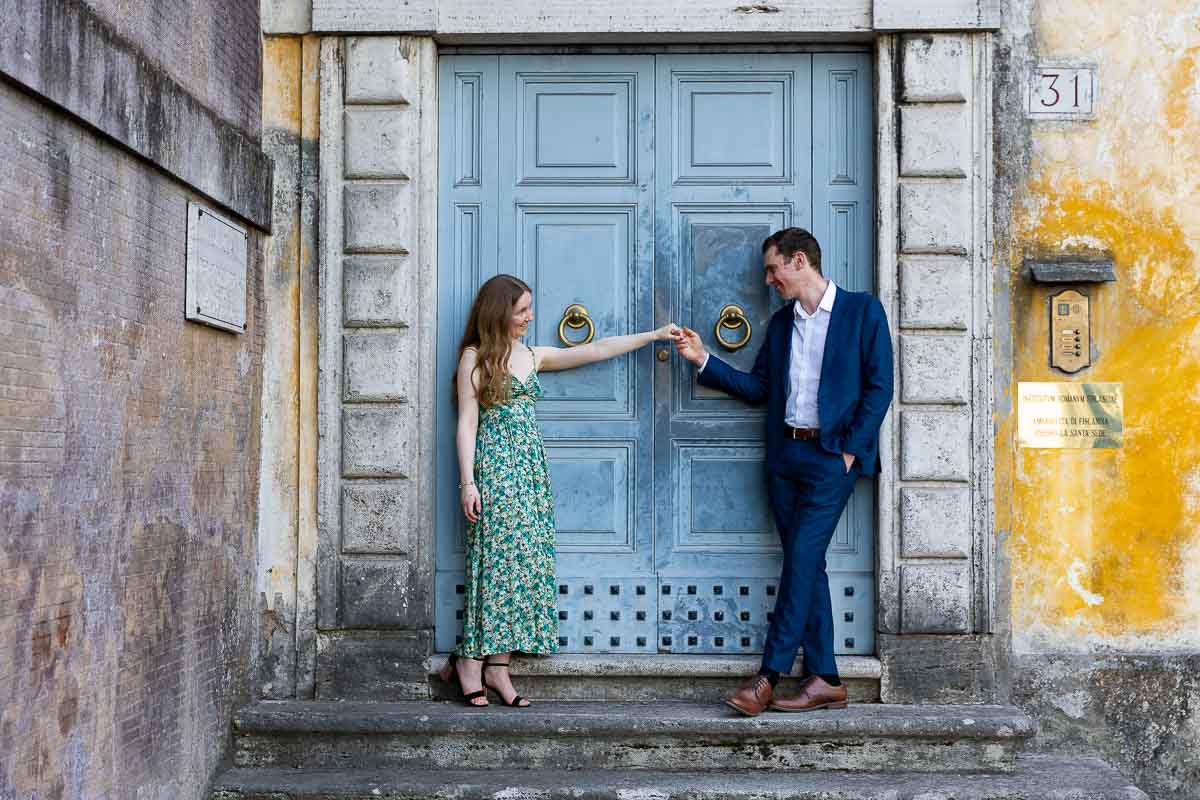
[1177,533,1200,643]
[1051,689,1089,719]
[1184,465,1200,514]
[1188,322,1200,405]
[616,791,672,800]
[1019,179,1198,319]
[1055,234,1108,253]
[1065,559,1103,607]
[493,788,552,800]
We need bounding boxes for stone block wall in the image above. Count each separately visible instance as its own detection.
[83,0,263,138]
[315,36,437,698]
[1,0,273,229]
[1012,654,1200,800]
[895,33,989,634]
[0,78,263,799]
[879,32,997,701]
[0,0,268,794]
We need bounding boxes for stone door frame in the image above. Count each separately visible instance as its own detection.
[309,3,1001,702]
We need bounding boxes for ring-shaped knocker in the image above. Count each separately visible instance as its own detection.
[714,304,752,351]
[557,303,595,347]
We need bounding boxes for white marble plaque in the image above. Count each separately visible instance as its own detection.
[1027,64,1097,119]
[186,201,248,333]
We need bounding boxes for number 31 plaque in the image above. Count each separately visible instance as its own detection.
[1027,64,1097,120]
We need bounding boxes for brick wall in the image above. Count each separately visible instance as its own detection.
[0,76,263,799]
[84,0,263,139]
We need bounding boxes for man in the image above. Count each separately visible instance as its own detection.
[673,227,893,716]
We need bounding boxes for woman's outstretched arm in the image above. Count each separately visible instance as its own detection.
[455,348,483,523]
[535,323,678,372]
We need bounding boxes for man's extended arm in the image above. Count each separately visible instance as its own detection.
[676,324,772,407]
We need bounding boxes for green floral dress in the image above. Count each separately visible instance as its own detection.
[457,362,559,657]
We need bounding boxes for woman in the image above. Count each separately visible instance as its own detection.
[441,274,676,707]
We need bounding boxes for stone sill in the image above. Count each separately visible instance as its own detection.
[429,653,882,680]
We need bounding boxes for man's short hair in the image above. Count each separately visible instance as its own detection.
[762,228,822,275]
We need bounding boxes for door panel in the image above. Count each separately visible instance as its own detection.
[812,53,876,655]
[436,56,499,587]
[500,56,657,604]
[437,51,874,657]
[669,68,795,184]
[548,441,635,553]
[813,54,874,295]
[654,55,812,602]
[516,73,639,185]
[672,207,788,417]
[673,442,776,552]
[519,206,635,416]
[653,53,875,654]
[437,55,655,653]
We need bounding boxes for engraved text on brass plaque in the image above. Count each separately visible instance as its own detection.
[1018,382,1123,449]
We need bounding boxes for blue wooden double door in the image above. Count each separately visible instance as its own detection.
[436,52,876,657]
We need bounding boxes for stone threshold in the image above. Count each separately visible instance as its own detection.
[427,652,882,679]
[236,699,1029,738]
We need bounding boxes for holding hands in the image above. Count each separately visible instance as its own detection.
[672,326,708,367]
[656,322,682,341]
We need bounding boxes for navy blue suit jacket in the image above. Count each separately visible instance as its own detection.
[696,288,894,476]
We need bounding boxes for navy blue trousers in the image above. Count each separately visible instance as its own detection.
[760,438,860,678]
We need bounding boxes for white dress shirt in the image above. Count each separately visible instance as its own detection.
[784,280,836,428]
[697,280,836,429]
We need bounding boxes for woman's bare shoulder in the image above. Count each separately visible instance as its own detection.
[529,345,555,370]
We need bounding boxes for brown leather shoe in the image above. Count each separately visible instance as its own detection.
[724,674,774,717]
[769,676,848,712]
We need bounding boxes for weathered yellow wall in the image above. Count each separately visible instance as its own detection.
[258,35,321,696]
[1001,4,1200,652]
[260,34,302,622]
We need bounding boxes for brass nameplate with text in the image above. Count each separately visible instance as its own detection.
[1018,382,1123,449]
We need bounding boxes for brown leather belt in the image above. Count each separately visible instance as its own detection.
[785,426,821,441]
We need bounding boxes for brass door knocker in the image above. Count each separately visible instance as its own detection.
[714,304,752,351]
[557,303,595,347]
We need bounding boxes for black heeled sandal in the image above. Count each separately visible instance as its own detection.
[482,658,531,708]
[439,654,489,707]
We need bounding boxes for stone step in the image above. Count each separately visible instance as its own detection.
[232,700,1036,774]
[210,756,1148,800]
[428,654,882,703]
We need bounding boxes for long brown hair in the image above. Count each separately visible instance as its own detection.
[456,274,532,409]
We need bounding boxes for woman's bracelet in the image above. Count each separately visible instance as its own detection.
[459,480,475,490]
